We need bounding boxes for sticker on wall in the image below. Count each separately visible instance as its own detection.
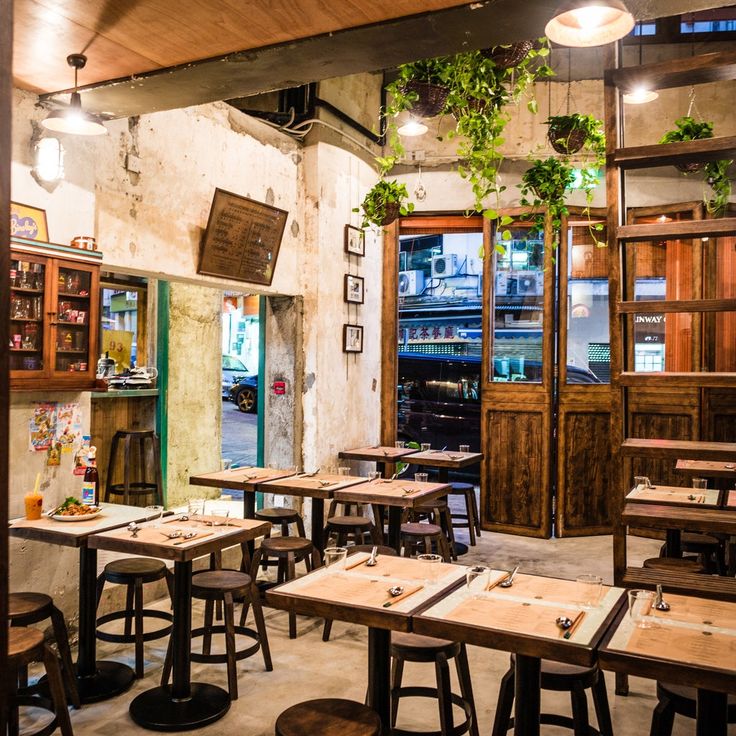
[29,403,57,452]
[73,436,92,476]
[46,442,62,467]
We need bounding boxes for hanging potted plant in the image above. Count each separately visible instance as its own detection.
[481,40,534,69]
[546,113,604,157]
[519,157,576,235]
[660,116,733,216]
[355,179,414,229]
[384,58,451,118]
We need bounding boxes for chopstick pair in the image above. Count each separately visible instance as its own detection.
[487,573,512,591]
[171,531,214,545]
[382,584,423,608]
[561,611,586,639]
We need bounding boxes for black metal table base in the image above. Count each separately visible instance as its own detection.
[129,683,231,732]
[39,660,135,705]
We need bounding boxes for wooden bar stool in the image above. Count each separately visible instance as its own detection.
[390,632,479,736]
[95,557,174,678]
[411,499,457,561]
[448,483,481,545]
[255,508,306,571]
[400,522,452,562]
[275,699,382,736]
[163,569,272,701]
[643,557,705,574]
[492,655,613,736]
[8,627,73,736]
[9,593,80,709]
[325,500,382,547]
[105,429,163,505]
[650,681,736,735]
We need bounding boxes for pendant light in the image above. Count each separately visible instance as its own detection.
[397,118,428,137]
[42,54,107,136]
[622,22,659,104]
[545,0,635,47]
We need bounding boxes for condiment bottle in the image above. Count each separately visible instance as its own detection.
[81,447,99,506]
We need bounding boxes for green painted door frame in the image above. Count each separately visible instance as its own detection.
[155,280,170,506]
[255,295,266,510]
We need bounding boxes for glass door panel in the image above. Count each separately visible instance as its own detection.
[9,257,46,373]
[54,265,92,374]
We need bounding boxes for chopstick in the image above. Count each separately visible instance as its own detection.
[172,531,214,545]
[345,554,371,571]
[382,585,423,608]
[563,611,586,640]
[487,572,511,591]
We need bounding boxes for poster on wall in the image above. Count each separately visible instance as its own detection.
[10,202,49,241]
[29,403,57,452]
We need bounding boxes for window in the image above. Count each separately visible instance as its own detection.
[100,274,148,371]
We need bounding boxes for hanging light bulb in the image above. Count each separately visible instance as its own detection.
[623,87,659,104]
[33,136,65,182]
[546,0,635,47]
[397,118,428,137]
[42,54,107,136]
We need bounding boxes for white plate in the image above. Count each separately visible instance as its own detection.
[51,507,103,522]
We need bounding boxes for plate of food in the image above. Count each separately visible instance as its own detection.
[50,497,103,522]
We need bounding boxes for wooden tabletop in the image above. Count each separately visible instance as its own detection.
[621,438,736,461]
[189,466,293,491]
[266,552,465,631]
[406,450,483,469]
[676,459,736,478]
[599,592,736,695]
[334,479,450,508]
[413,571,626,667]
[9,503,154,548]
[338,446,419,462]
[88,516,270,562]
[258,473,369,500]
[622,502,736,536]
[626,483,722,508]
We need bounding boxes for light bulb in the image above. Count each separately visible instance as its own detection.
[623,87,659,104]
[546,0,634,47]
[571,5,609,29]
[397,119,428,137]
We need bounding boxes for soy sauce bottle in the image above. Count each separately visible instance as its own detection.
[81,446,99,506]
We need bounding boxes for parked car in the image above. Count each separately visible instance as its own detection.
[228,374,259,413]
[222,355,249,398]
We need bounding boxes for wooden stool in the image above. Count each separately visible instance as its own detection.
[650,681,736,735]
[105,429,163,505]
[9,593,80,709]
[322,545,398,642]
[275,698,382,736]
[95,557,174,678]
[411,499,457,561]
[390,632,479,736]
[400,522,452,562]
[325,516,381,547]
[449,483,481,545]
[256,508,306,571]
[7,627,73,736]
[492,656,613,736]
[163,569,271,701]
[643,557,705,574]
[680,532,727,575]
[253,537,320,639]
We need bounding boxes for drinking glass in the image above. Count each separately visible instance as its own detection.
[394,441,405,449]
[188,498,206,517]
[633,476,652,490]
[692,477,708,490]
[414,472,428,484]
[418,553,443,585]
[338,467,351,476]
[207,503,231,526]
[145,505,164,527]
[420,443,431,452]
[576,574,603,609]
[466,565,491,598]
[459,444,470,453]
[368,471,382,481]
[628,589,655,628]
[324,547,348,569]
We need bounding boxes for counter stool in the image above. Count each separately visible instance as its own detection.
[255,508,306,571]
[643,557,705,574]
[9,593,80,709]
[95,557,174,678]
[449,483,481,545]
[650,681,736,735]
[322,545,398,642]
[7,627,73,736]
[105,429,163,505]
[163,569,271,701]
[253,537,320,639]
[411,499,457,561]
[400,522,452,562]
[492,655,613,736]
[275,698,382,736]
[390,632,479,736]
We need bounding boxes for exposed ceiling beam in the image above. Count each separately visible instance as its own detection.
[41,0,732,119]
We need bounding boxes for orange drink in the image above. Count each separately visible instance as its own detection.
[24,492,43,520]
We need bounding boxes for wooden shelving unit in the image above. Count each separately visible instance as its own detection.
[605,47,736,596]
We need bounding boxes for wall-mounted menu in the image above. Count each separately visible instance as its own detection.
[198,188,288,286]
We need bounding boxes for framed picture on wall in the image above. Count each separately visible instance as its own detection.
[344,224,365,257]
[343,324,363,353]
[344,274,365,304]
[10,202,49,242]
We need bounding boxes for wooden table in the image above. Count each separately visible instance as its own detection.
[266,553,465,730]
[89,516,270,731]
[334,478,450,551]
[338,445,419,477]
[413,571,626,736]
[626,483,722,508]
[599,592,736,736]
[406,449,483,483]
[9,503,154,703]
[676,459,736,479]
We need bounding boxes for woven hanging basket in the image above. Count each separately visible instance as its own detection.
[403,80,450,118]
[547,125,586,155]
[380,202,401,226]
[676,162,704,174]
[481,40,534,69]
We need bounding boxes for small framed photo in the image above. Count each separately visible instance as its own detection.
[344,224,365,257]
[344,274,365,304]
[343,324,364,353]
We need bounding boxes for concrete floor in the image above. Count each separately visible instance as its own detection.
[30,523,734,736]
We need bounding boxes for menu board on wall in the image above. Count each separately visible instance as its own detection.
[197,188,288,286]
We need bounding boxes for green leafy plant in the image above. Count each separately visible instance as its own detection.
[659,116,732,216]
[546,113,605,163]
[384,58,451,118]
[519,157,576,237]
[354,179,414,229]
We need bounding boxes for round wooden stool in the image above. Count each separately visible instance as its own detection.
[400,522,452,562]
[680,532,727,575]
[275,698,382,736]
[8,627,73,736]
[492,656,613,736]
[449,483,481,545]
[254,537,320,639]
[256,508,306,571]
[650,681,736,735]
[163,569,271,701]
[325,516,381,547]
[390,632,478,736]
[411,499,457,561]
[9,592,80,709]
[643,557,705,574]
[105,429,163,505]
[95,557,174,678]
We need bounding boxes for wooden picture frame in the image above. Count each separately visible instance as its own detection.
[10,202,48,242]
[343,324,363,353]
[344,274,365,304]
[344,224,365,257]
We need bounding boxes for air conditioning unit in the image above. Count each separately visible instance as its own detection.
[431,254,459,279]
[398,270,425,296]
[517,271,542,296]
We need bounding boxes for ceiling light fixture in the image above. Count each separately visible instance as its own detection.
[33,136,65,183]
[397,119,428,137]
[545,0,635,47]
[623,87,659,104]
[41,54,107,136]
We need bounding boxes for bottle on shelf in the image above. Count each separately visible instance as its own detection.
[81,446,99,506]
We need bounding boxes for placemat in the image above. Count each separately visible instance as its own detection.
[296,573,423,609]
[345,553,457,582]
[649,593,736,629]
[487,573,607,606]
[727,491,736,508]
